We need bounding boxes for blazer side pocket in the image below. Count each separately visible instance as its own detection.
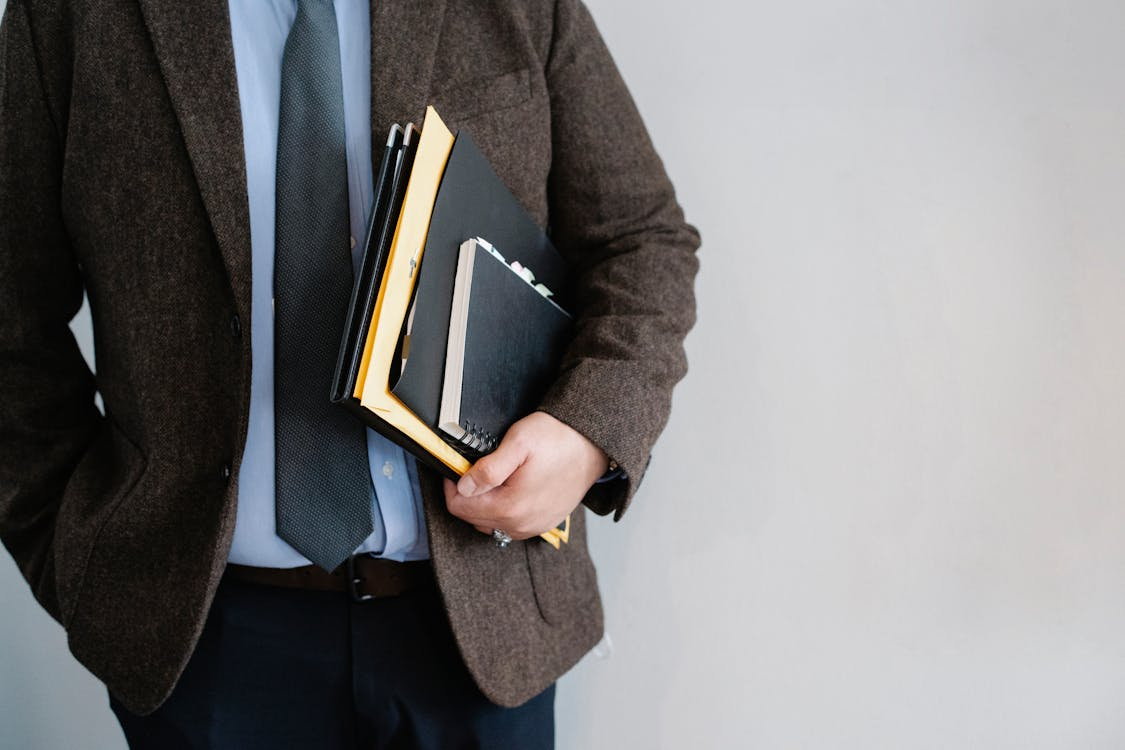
[523,508,599,626]
[53,416,147,627]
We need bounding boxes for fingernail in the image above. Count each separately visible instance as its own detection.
[458,476,478,496]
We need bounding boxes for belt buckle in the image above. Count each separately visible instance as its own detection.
[345,554,374,603]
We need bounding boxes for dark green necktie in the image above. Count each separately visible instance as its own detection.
[274,0,371,571]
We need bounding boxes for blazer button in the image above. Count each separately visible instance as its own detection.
[220,463,232,482]
[229,314,242,338]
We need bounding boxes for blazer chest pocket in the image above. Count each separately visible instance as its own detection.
[431,68,533,124]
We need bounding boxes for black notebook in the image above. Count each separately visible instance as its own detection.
[438,238,572,455]
[391,131,570,430]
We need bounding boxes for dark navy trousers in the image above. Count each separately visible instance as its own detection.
[109,571,555,749]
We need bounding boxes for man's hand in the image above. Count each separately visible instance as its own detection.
[444,411,610,540]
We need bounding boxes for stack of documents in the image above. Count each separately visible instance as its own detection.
[330,107,573,547]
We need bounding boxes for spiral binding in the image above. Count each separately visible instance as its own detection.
[455,420,498,455]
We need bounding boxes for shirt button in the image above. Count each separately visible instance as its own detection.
[382,461,394,478]
[350,235,357,249]
[229,314,241,338]
[220,463,232,481]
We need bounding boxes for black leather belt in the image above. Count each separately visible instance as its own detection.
[224,556,433,602]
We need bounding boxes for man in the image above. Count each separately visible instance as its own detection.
[0,0,699,746]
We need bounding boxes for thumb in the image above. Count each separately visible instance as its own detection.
[457,439,529,497]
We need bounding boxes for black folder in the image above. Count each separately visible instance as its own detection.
[390,131,571,431]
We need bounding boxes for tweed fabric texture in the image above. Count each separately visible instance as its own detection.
[0,0,700,714]
[273,0,373,572]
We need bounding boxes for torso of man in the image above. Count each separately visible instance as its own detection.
[0,0,700,716]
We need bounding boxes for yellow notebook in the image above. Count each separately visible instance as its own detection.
[355,107,470,476]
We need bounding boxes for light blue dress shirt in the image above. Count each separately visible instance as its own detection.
[226,0,429,567]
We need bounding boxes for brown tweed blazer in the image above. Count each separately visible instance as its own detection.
[0,0,699,715]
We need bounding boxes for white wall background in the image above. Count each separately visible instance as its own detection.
[4,0,1125,748]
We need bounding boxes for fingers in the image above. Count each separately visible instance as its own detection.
[445,477,513,530]
[444,478,488,527]
[446,478,542,539]
[456,435,530,497]
[449,484,518,530]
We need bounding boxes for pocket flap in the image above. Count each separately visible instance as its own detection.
[432,67,532,123]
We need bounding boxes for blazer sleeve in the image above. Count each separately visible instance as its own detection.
[536,0,701,519]
[0,0,101,622]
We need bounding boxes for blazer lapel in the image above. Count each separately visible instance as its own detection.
[135,0,448,316]
[136,0,252,315]
[370,0,448,138]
